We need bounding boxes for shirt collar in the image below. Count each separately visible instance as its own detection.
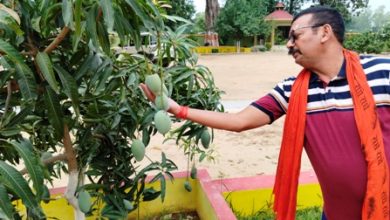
[309,58,346,83]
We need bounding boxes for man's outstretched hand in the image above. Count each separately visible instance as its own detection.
[139,83,181,115]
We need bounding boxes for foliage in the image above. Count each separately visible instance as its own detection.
[216,0,271,43]
[0,0,222,219]
[264,0,279,14]
[313,0,368,21]
[165,0,196,30]
[344,21,390,54]
[234,206,323,220]
[344,32,384,54]
[278,0,368,19]
[193,12,206,33]
[278,0,305,14]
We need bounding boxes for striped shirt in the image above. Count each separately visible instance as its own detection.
[252,55,390,220]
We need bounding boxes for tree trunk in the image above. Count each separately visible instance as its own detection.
[205,0,220,46]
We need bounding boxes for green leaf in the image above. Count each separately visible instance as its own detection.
[39,0,51,12]
[96,20,111,55]
[0,161,43,217]
[95,65,112,93]
[8,140,44,201]
[142,187,161,201]
[86,4,99,49]
[124,0,149,23]
[0,11,23,36]
[73,0,83,50]
[6,108,31,127]
[54,64,80,116]
[36,52,60,94]
[0,127,21,137]
[14,63,38,102]
[159,175,166,202]
[0,184,14,220]
[100,0,114,32]
[62,0,73,27]
[0,39,25,64]
[43,87,64,139]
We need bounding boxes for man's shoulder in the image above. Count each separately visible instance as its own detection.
[359,55,390,74]
[359,54,390,65]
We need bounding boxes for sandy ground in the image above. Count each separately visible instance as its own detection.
[146,51,314,180]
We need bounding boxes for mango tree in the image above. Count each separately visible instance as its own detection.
[0,0,222,219]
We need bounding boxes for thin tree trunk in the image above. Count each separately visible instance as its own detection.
[205,0,220,46]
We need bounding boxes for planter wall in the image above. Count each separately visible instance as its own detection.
[14,170,321,219]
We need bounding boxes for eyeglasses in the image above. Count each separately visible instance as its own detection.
[288,24,324,43]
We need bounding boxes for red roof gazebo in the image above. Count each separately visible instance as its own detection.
[265,2,293,47]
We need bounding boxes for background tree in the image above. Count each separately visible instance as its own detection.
[216,0,271,48]
[301,0,368,20]
[165,0,196,30]
[344,5,390,54]
[277,0,305,14]
[0,0,222,219]
[194,12,206,33]
[274,0,368,18]
[205,0,220,45]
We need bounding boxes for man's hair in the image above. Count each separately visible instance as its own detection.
[292,6,345,44]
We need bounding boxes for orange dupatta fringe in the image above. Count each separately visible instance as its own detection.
[273,49,389,220]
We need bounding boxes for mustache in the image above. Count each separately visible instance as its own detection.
[288,48,301,55]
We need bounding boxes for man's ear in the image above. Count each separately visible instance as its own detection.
[320,24,333,43]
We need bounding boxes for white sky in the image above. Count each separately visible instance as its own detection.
[193,0,389,13]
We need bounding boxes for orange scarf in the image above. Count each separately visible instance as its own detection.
[273,49,389,220]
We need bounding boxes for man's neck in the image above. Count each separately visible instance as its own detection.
[310,47,345,84]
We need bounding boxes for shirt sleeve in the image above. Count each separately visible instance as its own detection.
[250,76,296,123]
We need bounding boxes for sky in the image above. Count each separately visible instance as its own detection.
[193,0,390,13]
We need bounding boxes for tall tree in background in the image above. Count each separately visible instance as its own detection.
[216,0,271,49]
[205,0,220,45]
[302,0,368,20]
[265,0,278,13]
[165,0,196,30]
[276,0,368,18]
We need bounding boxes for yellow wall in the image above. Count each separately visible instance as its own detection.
[223,183,323,217]
[194,46,251,54]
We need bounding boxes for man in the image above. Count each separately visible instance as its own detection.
[141,6,390,220]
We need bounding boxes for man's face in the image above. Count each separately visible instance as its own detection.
[286,14,323,66]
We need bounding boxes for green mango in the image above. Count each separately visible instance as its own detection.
[184,181,192,192]
[190,165,197,179]
[78,190,92,213]
[123,199,133,211]
[145,74,162,95]
[131,139,145,162]
[42,185,50,204]
[201,129,211,149]
[155,94,169,111]
[154,110,171,135]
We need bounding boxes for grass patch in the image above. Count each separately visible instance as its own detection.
[235,206,323,220]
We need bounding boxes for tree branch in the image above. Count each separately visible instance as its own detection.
[44,26,70,54]
[19,153,67,175]
[62,124,85,219]
[63,123,77,172]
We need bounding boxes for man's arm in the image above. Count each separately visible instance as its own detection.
[140,83,271,132]
[183,106,271,132]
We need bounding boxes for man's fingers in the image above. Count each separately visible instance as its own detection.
[139,83,156,101]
